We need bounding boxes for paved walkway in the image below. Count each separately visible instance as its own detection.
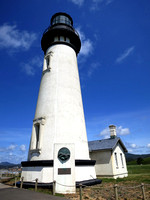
[0,183,12,189]
[0,183,68,200]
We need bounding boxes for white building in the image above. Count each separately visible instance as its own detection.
[21,12,99,194]
[88,125,128,179]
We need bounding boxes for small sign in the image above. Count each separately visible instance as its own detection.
[58,168,71,175]
[58,147,70,163]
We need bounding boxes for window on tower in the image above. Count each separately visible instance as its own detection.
[54,36,59,42]
[35,123,40,149]
[43,51,53,74]
[66,37,70,42]
[29,117,45,153]
[46,56,50,68]
[54,36,70,43]
[60,36,64,41]
[30,123,40,150]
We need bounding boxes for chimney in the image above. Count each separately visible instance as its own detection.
[109,125,116,139]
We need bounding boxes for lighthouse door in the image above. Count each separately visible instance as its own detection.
[53,143,76,194]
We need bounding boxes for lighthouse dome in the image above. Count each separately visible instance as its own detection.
[41,12,81,55]
[51,12,73,26]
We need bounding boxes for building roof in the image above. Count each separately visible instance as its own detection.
[88,137,128,152]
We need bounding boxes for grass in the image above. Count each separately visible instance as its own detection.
[29,188,65,197]
[144,157,150,164]
[0,176,20,185]
[29,188,53,195]
[100,164,150,184]
[128,164,150,174]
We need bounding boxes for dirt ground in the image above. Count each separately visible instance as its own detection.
[64,182,150,200]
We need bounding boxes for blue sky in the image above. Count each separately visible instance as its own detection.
[0,0,150,164]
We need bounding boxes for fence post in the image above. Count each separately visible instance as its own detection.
[53,180,56,195]
[114,184,118,200]
[79,184,82,200]
[35,178,38,191]
[14,176,17,187]
[20,177,24,189]
[141,183,146,200]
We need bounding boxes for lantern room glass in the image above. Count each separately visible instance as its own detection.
[51,15,72,26]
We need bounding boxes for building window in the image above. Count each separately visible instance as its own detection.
[66,37,70,42]
[43,55,50,71]
[30,117,45,152]
[120,153,124,168]
[46,56,50,68]
[54,36,70,43]
[115,153,119,168]
[43,51,53,74]
[35,123,40,149]
[54,36,59,42]
[60,36,64,41]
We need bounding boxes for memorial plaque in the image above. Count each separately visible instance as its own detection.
[58,147,70,162]
[58,168,71,175]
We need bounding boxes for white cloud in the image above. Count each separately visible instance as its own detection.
[88,62,100,77]
[0,144,17,153]
[22,63,35,76]
[125,142,139,150]
[20,144,26,152]
[76,27,93,57]
[91,0,114,10]
[147,144,150,148]
[116,46,135,64]
[100,125,130,138]
[21,56,43,76]
[77,28,85,41]
[68,0,84,6]
[130,143,137,148]
[92,0,113,3]
[0,128,30,164]
[100,127,109,137]
[0,144,27,164]
[68,0,114,9]
[117,126,130,135]
[7,144,17,150]
[81,40,93,56]
[125,142,149,154]
[0,147,7,152]
[128,149,133,153]
[105,0,114,5]
[0,24,37,51]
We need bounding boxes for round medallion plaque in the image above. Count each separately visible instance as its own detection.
[58,147,70,162]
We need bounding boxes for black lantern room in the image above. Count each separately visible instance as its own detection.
[41,12,81,55]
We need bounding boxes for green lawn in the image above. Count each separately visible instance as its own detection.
[100,164,150,184]
[128,164,150,174]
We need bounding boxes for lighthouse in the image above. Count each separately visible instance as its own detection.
[21,12,99,193]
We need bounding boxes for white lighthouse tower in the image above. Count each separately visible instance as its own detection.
[21,12,99,193]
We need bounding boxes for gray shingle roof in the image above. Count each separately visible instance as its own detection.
[88,137,127,152]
